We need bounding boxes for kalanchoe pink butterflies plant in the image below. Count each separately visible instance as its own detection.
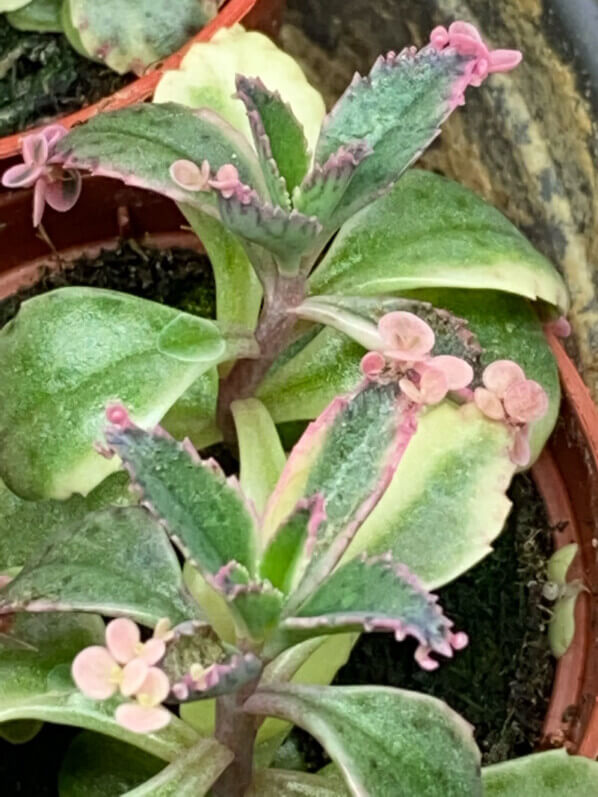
[0,20,595,797]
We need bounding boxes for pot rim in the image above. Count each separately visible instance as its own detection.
[0,0,259,161]
[0,182,596,761]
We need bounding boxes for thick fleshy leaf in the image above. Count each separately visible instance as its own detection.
[160,369,219,450]
[310,170,568,311]
[263,381,419,606]
[482,749,598,796]
[244,684,481,797]
[344,402,516,589]
[0,0,30,10]
[0,612,198,761]
[257,326,364,424]
[313,47,478,225]
[0,507,201,626]
[231,398,286,516]
[293,143,371,226]
[209,561,284,642]
[247,769,348,796]
[217,189,322,274]
[67,0,219,75]
[236,75,310,198]
[55,103,266,212]
[104,419,258,578]
[153,26,325,161]
[0,288,229,500]
[6,0,62,32]
[274,554,457,665]
[0,472,133,571]
[122,738,233,797]
[58,732,163,797]
[180,208,262,332]
[160,621,261,702]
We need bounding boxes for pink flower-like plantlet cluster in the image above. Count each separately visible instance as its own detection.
[361,311,474,406]
[72,617,174,733]
[169,160,254,204]
[429,21,522,107]
[474,360,549,466]
[2,125,82,226]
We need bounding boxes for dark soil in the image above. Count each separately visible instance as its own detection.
[0,17,129,138]
[0,242,556,791]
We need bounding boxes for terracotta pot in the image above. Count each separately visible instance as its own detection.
[0,0,286,162]
[0,180,597,760]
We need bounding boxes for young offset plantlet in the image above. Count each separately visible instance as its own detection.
[0,19,589,797]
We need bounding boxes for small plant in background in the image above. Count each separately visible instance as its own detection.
[0,0,221,75]
[0,20,596,797]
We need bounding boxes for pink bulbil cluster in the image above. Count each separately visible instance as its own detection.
[361,311,473,405]
[169,160,254,204]
[2,125,82,226]
[72,617,174,733]
[474,360,549,466]
[429,21,522,107]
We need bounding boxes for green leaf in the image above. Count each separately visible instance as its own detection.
[67,0,218,75]
[160,369,220,450]
[313,48,477,225]
[217,188,322,274]
[236,75,310,197]
[0,0,30,11]
[0,612,198,760]
[244,684,481,797]
[0,287,229,500]
[344,402,515,588]
[157,314,225,362]
[6,0,62,32]
[293,143,371,226]
[231,398,286,515]
[122,738,233,796]
[482,749,598,796]
[104,420,258,578]
[0,718,43,744]
[275,554,457,665]
[55,103,266,212]
[258,326,364,424]
[263,382,418,604]
[160,621,261,702]
[0,507,201,626]
[0,471,134,571]
[153,27,325,160]
[59,732,163,797]
[180,208,262,331]
[310,170,568,311]
[247,769,348,796]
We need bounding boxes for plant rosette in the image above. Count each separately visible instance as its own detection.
[0,19,596,797]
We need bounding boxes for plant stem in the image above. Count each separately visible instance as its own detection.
[217,273,305,439]
[212,679,261,797]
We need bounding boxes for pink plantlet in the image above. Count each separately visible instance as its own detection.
[429,355,474,391]
[169,159,210,192]
[105,402,132,429]
[2,125,82,226]
[429,21,522,107]
[473,360,549,465]
[72,617,173,733]
[400,367,448,406]
[208,163,254,205]
[544,316,571,338]
[361,351,386,378]
[378,311,435,361]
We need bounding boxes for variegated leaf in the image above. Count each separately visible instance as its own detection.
[104,416,258,579]
[310,170,568,311]
[244,684,482,797]
[0,507,201,627]
[313,47,476,225]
